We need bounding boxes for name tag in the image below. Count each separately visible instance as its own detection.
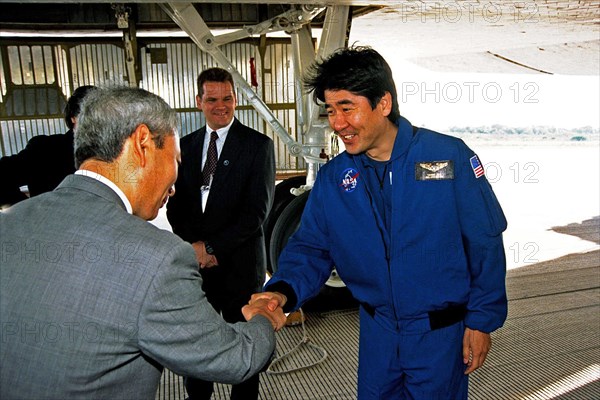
[415,160,454,181]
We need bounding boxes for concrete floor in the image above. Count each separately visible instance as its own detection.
[156,217,600,399]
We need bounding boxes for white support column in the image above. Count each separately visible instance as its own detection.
[123,32,137,87]
[290,25,317,135]
[303,6,351,185]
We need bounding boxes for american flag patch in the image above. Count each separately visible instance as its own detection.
[470,155,484,178]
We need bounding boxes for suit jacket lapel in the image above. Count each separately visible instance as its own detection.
[188,127,207,191]
[211,119,244,190]
[204,119,244,211]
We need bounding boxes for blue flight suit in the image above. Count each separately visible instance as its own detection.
[266,117,507,399]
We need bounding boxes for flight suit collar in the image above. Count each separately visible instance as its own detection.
[388,116,415,162]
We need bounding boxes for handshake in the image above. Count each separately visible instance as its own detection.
[241,292,288,331]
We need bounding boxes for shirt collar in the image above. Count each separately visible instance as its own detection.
[75,169,133,214]
[206,118,235,139]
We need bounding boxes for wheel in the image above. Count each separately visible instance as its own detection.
[269,190,346,289]
[269,191,309,274]
[269,190,355,311]
[264,175,306,273]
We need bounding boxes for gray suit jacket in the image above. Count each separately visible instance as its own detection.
[0,175,275,400]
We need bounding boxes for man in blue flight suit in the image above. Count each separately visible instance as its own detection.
[251,46,508,399]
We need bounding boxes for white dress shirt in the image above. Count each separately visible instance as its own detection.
[75,169,133,214]
[201,120,233,211]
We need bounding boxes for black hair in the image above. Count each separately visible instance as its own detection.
[64,85,96,130]
[304,46,400,123]
[197,67,235,97]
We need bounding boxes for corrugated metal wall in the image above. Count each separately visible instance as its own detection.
[0,38,305,172]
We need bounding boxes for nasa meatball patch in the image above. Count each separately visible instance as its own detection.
[339,168,359,192]
[415,160,454,181]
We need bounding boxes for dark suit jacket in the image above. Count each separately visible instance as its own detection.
[0,130,76,205]
[167,118,275,303]
[0,175,275,400]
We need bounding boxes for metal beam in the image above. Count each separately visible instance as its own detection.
[213,6,325,46]
[6,1,400,5]
[161,2,312,158]
[161,3,352,185]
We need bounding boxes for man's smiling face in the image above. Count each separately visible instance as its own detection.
[325,89,392,157]
[196,81,237,130]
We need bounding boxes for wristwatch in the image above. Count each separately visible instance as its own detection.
[204,242,215,255]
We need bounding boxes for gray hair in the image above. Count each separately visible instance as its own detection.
[74,86,178,168]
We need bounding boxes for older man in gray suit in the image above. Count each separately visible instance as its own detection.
[0,86,285,400]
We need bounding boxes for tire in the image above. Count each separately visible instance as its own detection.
[264,175,306,273]
[269,190,355,311]
[269,191,310,273]
[269,191,347,289]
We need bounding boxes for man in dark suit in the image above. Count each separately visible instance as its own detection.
[0,85,95,206]
[167,67,276,400]
[0,86,285,400]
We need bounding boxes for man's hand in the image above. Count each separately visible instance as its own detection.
[191,241,219,269]
[242,298,286,331]
[463,327,491,374]
[249,292,287,313]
